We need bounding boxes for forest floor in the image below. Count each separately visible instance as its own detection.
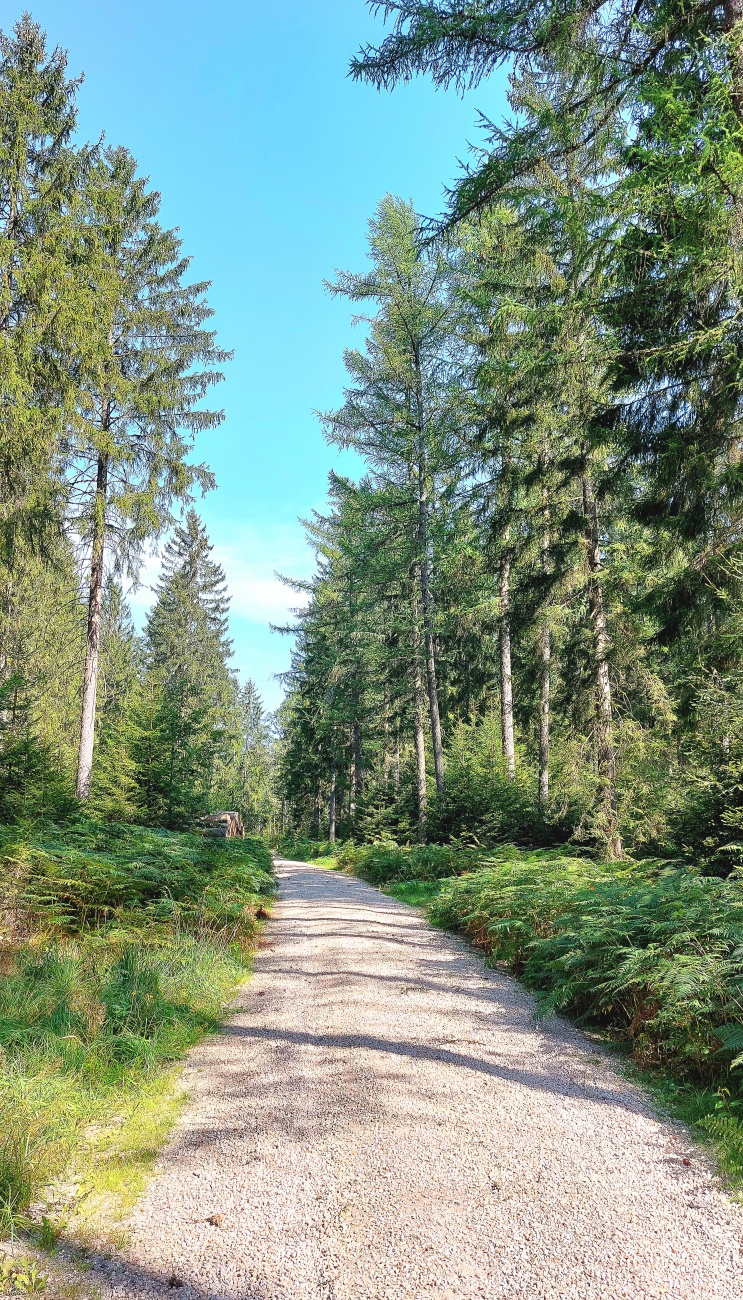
[82,858,743,1300]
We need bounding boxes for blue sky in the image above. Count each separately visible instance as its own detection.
[18,0,507,709]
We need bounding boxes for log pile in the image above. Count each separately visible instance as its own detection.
[201,811,246,839]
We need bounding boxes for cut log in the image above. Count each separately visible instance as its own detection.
[200,811,246,839]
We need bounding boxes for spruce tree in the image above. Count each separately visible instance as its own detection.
[136,511,235,827]
[0,15,89,556]
[87,579,141,820]
[67,147,228,802]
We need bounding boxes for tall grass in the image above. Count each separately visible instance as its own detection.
[0,821,274,1235]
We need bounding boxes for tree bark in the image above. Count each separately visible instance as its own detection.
[413,357,445,796]
[420,546,445,796]
[582,472,622,859]
[499,553,516,779]
[314,782,322,837]
[352,719,362,797]
[724,0,743,120]
[539,493,551,813]
[76,451,108,801]
[539,619,551,811]
[349,740,356,823]
[328,770,336,844]
[411,574,428,838]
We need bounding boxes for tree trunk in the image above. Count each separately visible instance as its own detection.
[352,719,362,797]
[328,770,336,844]
[582,472,622,859]
[539,620,550,811]
[724,0,743,120]
[539,492,551,813]
[413,360,445,796]
[411,576,428,837]
[76,451,108,801]
[0,578,12,732]
[349,748,356,823]
[499,553,516,779]
[420,549,445,796]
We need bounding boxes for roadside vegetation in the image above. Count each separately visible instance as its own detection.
[0,821,274,1240]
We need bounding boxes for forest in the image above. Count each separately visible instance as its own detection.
[280,2,743,874]
[4,0,743,1255]
[0,17,276,834]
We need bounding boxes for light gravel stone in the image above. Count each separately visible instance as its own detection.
[96,859,743,1300]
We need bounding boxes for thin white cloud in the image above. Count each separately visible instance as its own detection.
[125,520,313,629]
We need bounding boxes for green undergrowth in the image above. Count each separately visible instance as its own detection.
[327,838,743,1189]
[333,839,482,883]
[0,819,274,1240]
[275,836,335,861]
[380,880,445,908]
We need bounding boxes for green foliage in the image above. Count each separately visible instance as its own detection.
[275,836,335,861]
[0,818,274,1230]
[380,879,445,908]
[135,512,240,827]
[88,580,142,821]
[67,144,225,561]
[0,1254,47,1294]
[428,849,743,1081]
[335,838,481,883]
[3,818,273,937]
[0,15,88,557]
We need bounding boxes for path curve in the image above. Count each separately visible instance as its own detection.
[99,859,743,1300]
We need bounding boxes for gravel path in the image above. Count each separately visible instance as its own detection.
[97,859,743,1300]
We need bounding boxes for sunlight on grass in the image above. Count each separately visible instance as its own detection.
[381,879,446,908]
[0,823,274,1240]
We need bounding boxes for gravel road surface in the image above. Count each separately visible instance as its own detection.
[97,858,743,1300]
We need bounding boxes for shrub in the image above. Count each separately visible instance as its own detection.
[336,840,482,884]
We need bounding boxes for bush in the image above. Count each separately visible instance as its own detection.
[429,847,743,1081]
[335,839,482,884]
[275,836,334,861]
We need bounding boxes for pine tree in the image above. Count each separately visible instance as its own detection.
[322,195,468,816]
[66,147,228,802]
[0,15,90,556]
[136,511,236,827]
[87,579,141,820]
[218,679,278,832]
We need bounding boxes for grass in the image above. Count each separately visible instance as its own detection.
[65,1068,189,1246]
[0,819,274,1242]
[380,880,445,908]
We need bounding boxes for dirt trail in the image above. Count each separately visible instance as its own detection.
[96,859,743,1300]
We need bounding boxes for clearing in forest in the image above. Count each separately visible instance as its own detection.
[95,860,743,1300]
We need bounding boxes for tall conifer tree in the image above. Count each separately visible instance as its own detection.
[136,511,235,826]
[67,147,227,801]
